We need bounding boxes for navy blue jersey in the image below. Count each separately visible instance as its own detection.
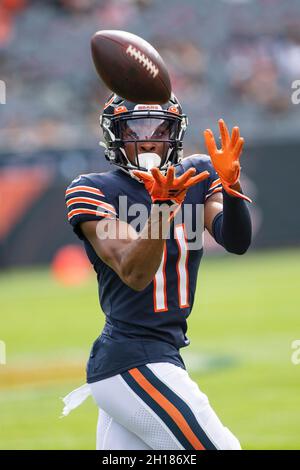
[65,154,222,382]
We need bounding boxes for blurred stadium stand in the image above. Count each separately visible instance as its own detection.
[0,0,299,266]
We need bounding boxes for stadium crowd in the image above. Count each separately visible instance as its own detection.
[0,0,300,153]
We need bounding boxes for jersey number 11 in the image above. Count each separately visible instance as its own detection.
[153,224,189,312]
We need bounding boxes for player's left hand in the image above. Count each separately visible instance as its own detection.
[203,119,252,203]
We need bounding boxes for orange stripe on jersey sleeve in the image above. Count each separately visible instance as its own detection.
[128,368,205,450]
[67,208,116,221]
[65,185,104,197]
[66,197,116,214]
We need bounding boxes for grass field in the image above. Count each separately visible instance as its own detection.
[0,248,300,449]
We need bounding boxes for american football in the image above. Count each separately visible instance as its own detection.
[91,30,171,104]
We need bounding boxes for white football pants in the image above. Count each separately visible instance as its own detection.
[89,362,241,450]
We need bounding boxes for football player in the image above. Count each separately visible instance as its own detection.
[64,93,252,450]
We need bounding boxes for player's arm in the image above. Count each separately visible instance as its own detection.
[80,205,172,292]
[204,179,245,234]
[81,166,209,291]
[204,191,223,236]
[204,120,252,254]
[204,184,252,255]
[65,175,168,291]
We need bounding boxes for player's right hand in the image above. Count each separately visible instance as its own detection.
[133,166,210,204]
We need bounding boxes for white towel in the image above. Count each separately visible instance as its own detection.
[61,383,92,417]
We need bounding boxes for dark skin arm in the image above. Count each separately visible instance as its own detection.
[80,204,177,292]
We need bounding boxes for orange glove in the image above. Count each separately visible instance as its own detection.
[133,166,210,205]
[203,119,252,203]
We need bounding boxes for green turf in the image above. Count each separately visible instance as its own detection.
[0,248,299,449]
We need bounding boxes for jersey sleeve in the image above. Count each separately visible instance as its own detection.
[180,154,223,201]
[65,174,117,240]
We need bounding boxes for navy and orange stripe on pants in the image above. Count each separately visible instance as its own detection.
[121,365,217,450]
